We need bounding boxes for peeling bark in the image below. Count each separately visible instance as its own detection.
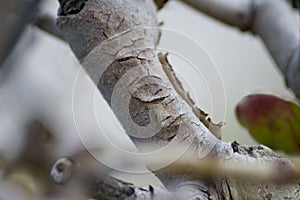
[159,53,223,139]
[56,0,300,199]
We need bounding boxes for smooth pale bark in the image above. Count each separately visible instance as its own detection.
[57,0,300,199]
[181,0,300,100]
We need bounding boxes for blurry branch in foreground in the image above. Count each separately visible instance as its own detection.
[48,145,300,199]
[52,145,300,199]
[0,0,299,199]
[0,0,41,67]
[181,0,300,100]
[2,143,300,200]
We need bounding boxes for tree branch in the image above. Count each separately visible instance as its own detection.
[88,175,175,200]
[181,0,255,31]
[0,0,41,66]
[181,0,300,100]
[56,0,300,199]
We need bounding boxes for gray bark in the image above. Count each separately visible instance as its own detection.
[56,0,300,199]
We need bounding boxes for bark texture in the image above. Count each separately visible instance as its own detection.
[88,175,176,200]
[57,0,300,199]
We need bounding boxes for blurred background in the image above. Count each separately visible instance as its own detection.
[0,0,297,198]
